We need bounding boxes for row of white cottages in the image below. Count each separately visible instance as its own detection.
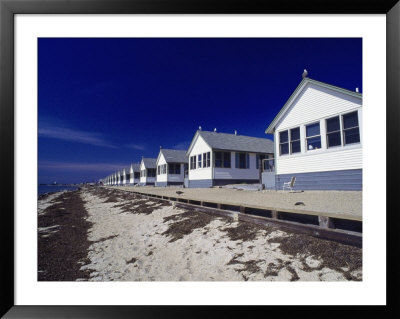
[103,76,362,191]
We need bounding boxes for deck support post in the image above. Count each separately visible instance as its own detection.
[240,206,246,214]
[217,203,222,209]
[271,210,279,219]
[318,216,335,229]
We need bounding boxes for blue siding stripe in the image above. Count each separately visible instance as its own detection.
[188,179,213,188]
[276,169,362,191]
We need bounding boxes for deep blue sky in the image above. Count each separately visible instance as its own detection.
[38,38,362,184]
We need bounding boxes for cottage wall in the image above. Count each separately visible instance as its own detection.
[214,152,263,180]
[139,161,155,185]
[275,83,362,175]
[156,153,168,183]
[187,135,213,181]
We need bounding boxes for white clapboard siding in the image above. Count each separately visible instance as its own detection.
[277,147,362,174]
[276,83,361,130]
[156,153,168,183]
[188,135,213,180]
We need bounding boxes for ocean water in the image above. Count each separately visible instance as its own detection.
[38,185,79,196]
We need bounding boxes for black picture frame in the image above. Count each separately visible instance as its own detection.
[1,0,399,318]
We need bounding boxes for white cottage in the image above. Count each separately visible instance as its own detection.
[186,130,274,188]
[265,76,362,190]
[155,148,188,187]
[122,167,130,185]
[139,157,157,186]
[117,170,123,185]
[130,163,141,185]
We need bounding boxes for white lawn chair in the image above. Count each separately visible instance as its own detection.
[283,176,296,191]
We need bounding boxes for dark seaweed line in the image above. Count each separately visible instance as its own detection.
[38,190,93,281]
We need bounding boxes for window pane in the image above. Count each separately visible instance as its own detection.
[280,143,289,155]
[326,116,340,132]
[215,152,222,167]
[307,136,321,150]
[344,128,360,145]
[327,132,341,147]
[290,127,300,140]
[223,152,231,168]
[279,131,288,143]
[306,122,320,137]
[291,141,300,153]
[239,153,246,168]
[343,111,359,129]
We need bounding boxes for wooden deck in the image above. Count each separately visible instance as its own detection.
[105,186,362,247]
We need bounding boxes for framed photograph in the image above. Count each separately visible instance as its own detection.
[1,0,398,317]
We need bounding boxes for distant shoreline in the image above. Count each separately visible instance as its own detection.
[38,185,80,197]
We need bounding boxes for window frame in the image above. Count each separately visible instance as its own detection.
[214,151,231,168]
[289,127,301,154]
[326,116,342,148]
[190,155,196,170]
[342,111,360,146]
[235,152,250,169]
[305,121,322,151]
[279,130,289,156]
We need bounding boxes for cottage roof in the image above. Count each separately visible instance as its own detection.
[265,77,363,134]
[160,149,188,163]
[142,158,157,169]
[187,130,274,155]
[130,163,140,172]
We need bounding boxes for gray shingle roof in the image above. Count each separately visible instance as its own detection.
[130,163,140,172]
[161,149,188,163]
[142,158,157,169]
[197,131,274,153]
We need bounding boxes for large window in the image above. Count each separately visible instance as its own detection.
[158,164,166,174]
[343,111,360,145]
[306,122,321,150]
[235,153,250,169]
[214,151,231,168]
[147,169,156,177]
[198,154,202,168]
[279,127,300,155]
[202,152,210,168]
[279,131,289,155]
[290,127,301,153]
[134,172,140,179]
[326,116,341,148]
[168,163,181,174]
[190,156,196,170]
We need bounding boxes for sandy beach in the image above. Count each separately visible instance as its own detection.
[38,187,362,281]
